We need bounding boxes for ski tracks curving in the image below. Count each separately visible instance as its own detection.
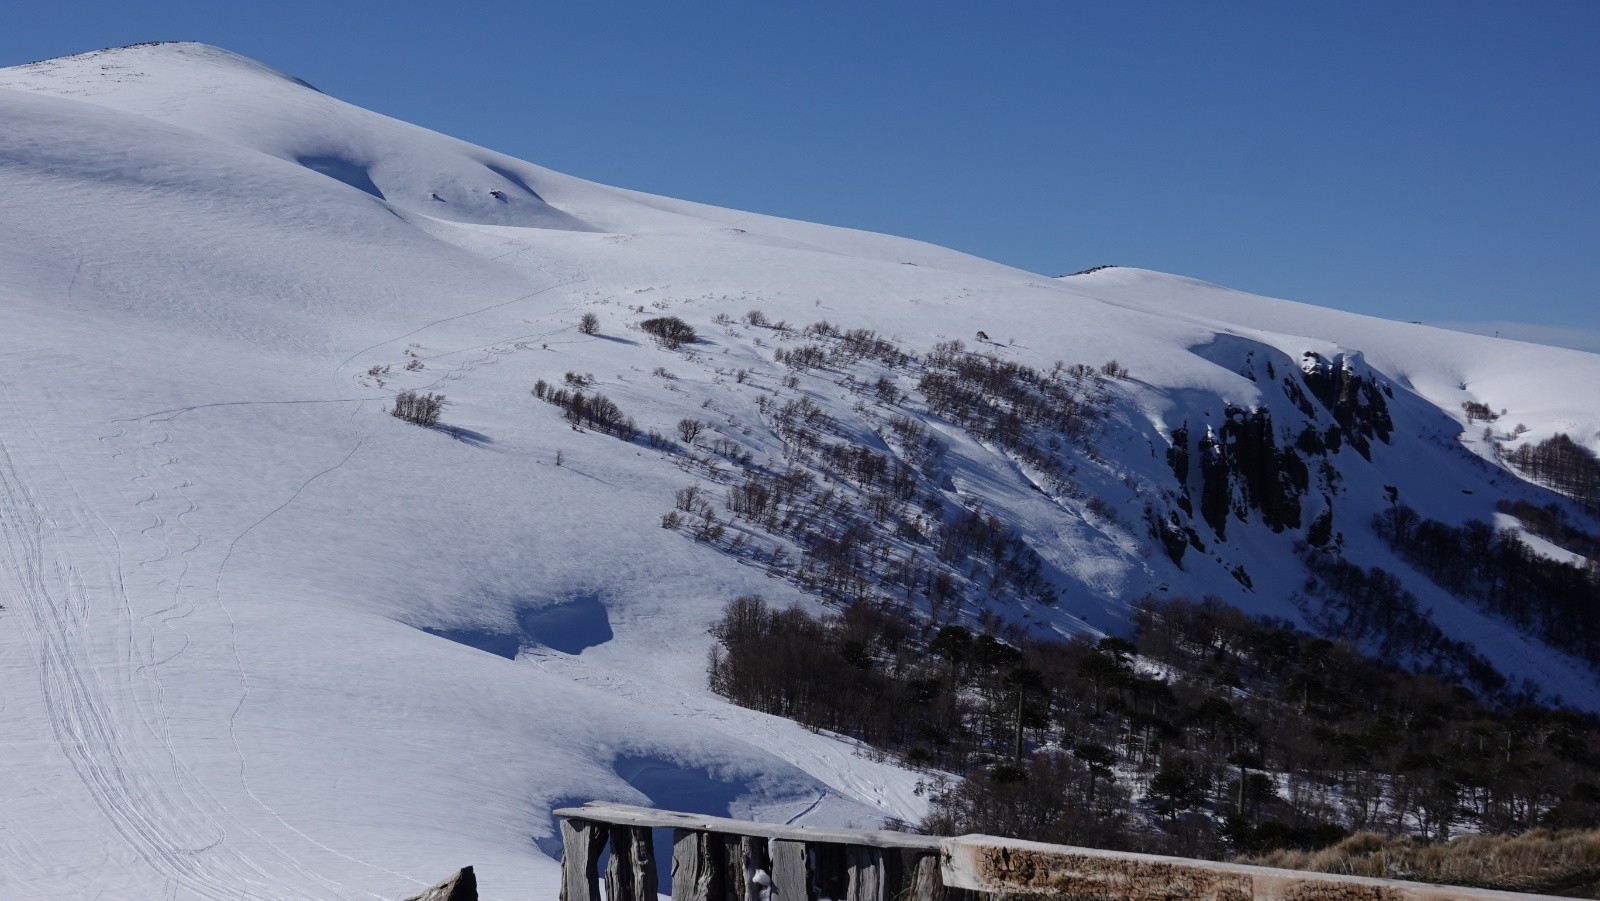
[0,390,311,899]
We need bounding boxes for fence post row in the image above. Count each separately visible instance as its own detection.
[552,803,956,901]
[554,802,1569,901]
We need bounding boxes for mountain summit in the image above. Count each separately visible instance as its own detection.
[0,43,1596,899]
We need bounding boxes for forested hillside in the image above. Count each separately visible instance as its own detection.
[711,593,1600,858]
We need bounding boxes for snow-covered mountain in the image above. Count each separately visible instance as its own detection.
[0,42,1596,899]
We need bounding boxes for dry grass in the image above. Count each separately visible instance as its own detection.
[1241,830,1600,897]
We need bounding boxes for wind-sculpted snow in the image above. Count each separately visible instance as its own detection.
[0,41,1597,899]
[422,594,614,658]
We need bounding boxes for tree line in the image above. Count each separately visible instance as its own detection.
[708,593,1600,859]
[1375,502,1600,669]
[1505,434,1600,516]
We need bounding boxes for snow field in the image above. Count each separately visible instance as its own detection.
[0,41,1596,898]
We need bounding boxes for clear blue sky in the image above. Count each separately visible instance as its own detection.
[7,2,1599,349]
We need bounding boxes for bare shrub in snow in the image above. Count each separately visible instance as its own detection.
[639,316,696,349]
[1099,359,1129,379]
[391,390,444,427]
[537,387,636,439]
[674,485,704,513]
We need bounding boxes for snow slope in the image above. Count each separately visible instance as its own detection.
[0,42,1596,899]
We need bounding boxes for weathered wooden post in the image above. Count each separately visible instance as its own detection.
[672,830,726,901]
[904,853,944,901]
[559,819,606,901]
[604,826,659,901]
[845,845,894,901]
[769,839,809,901]
[726,834,769,901]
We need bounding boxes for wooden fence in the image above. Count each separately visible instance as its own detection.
[553,801,1568,901]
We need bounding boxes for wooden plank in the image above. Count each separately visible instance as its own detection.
[559,819,605,901]
[770,839,811,901]
[939,834,1569,901]
[555,803,940,851]
[672,830,724,901]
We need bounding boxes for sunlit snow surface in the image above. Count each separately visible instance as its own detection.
[0,43,1597,899]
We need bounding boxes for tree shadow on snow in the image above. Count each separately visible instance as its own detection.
[433,424,492,446]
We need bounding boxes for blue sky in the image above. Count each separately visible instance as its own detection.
[7,2,1598,349]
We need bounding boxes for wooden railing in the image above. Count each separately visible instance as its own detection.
[553,802,1566,901]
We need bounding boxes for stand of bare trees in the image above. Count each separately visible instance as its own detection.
[708,593,1600,861]
[1506,434,1600,515]
[391,390,444,427]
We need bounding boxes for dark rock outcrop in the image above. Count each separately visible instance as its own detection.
[1298,351,1393,459]
[1193,406,1308,540]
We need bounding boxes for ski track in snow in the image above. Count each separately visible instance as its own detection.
[0,381,317,900]
[1,334,428,896]
[207,428,403,900]
[92,386,401,896]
